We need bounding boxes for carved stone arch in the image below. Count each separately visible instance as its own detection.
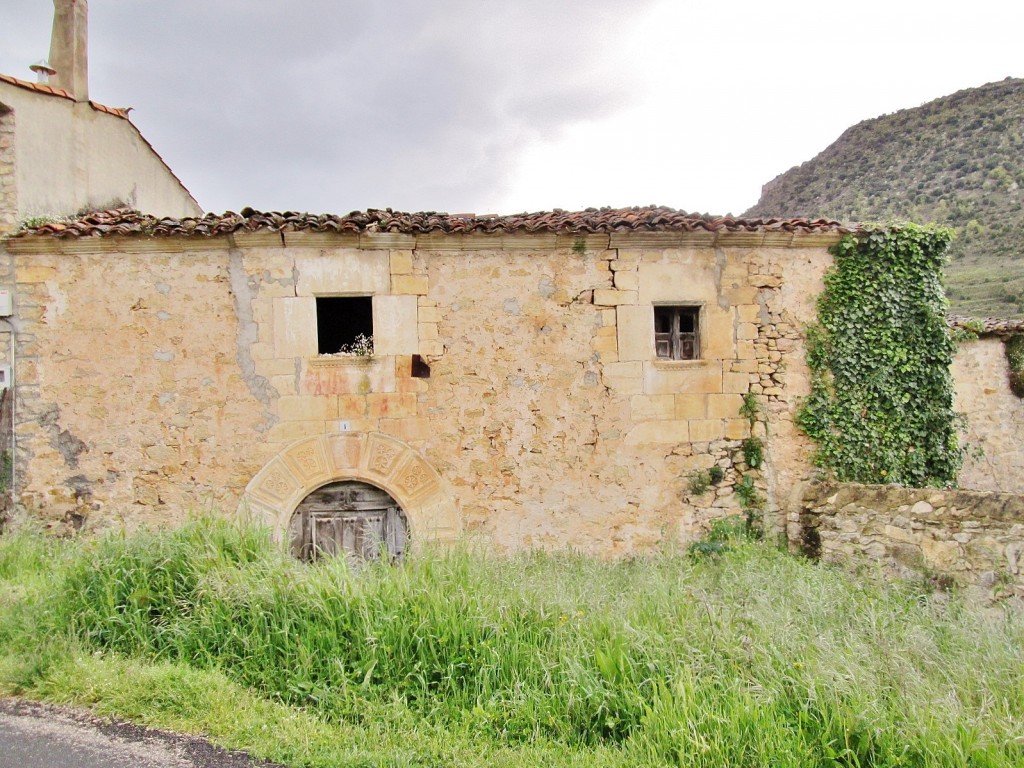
[237,432,461,549]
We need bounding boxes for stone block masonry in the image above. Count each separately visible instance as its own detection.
[1,222,855,551]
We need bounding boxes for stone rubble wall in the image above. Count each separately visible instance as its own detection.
[0,103,15,235]
[757,249,833,535]
[953,336,1024,493]
[798,480,1024,594]
[4,232,837,549]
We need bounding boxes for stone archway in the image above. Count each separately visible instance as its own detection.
[237,432,461,549]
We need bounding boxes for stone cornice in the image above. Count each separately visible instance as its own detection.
[3,228,842,256]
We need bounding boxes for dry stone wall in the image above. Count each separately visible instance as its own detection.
[5,231,838,549]
[799,481,1024,594]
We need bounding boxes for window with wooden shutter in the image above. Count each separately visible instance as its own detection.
[654,305,700,360]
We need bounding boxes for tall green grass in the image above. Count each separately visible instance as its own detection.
[2,516,1023,767]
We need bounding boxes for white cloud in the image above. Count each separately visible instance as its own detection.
[2,0,1022,215]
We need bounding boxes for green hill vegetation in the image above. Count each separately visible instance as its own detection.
[745,77,1024,319]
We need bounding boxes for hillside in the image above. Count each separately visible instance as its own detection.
[745,77,1024,319]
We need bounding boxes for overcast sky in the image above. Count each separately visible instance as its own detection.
[2,0,1023,217]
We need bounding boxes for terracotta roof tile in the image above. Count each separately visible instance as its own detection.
[0,73,129,119]
[948,315,1024,337]
[12,206,852,239]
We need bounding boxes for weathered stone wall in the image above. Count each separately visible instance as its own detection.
[5,231,838,550]
[11,246,270,531]
[758,248,833,534]
[799,481,1024,594]
[954,336,1024,493]
[0,96,14,513]
[0,102,14,235]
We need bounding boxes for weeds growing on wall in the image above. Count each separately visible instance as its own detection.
[798,224,963,486]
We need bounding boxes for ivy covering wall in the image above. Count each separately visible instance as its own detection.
[798,224,962,487]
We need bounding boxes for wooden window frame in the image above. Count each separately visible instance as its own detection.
[654,304,701,361]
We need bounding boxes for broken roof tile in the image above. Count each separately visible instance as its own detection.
[12,206,853,240]
[947,315,1024,337]
[0,73,130,118]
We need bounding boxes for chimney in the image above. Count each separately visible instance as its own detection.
[48,0,88,102]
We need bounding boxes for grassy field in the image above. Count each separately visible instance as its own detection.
[1,516,1022,767]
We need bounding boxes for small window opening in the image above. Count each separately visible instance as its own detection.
[317,296,373,355]
[654,305,700,360]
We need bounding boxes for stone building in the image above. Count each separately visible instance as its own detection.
[0,0,201,235]
[0,0,202,522]
[3,207,849,555]
[2,6,1021,564]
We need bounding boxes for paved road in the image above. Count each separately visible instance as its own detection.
[0,698,281,768]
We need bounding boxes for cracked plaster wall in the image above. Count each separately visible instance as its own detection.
[0,82,200,222]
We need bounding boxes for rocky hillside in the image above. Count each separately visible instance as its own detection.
[745,77,1024,319]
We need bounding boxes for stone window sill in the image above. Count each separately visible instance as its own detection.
[309,355,377,368]
[650,358,711,369]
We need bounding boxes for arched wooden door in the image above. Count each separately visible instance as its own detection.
[288,480,408,562]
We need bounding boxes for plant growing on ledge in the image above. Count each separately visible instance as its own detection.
[798,224,962,486]
[687,466,724,496]
[337,334,374,357]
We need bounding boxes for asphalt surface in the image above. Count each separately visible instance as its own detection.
[0,698,282,768]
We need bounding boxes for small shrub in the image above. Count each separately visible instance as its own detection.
[733,475,765,540]
[741,437,764,469]
[0,449,11,495]
[963,318,986,335]
[688,470,711,496]
[687,515,748,558]
[689,466,725,496]
[738,392,761,425]
[734,475,763,510]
